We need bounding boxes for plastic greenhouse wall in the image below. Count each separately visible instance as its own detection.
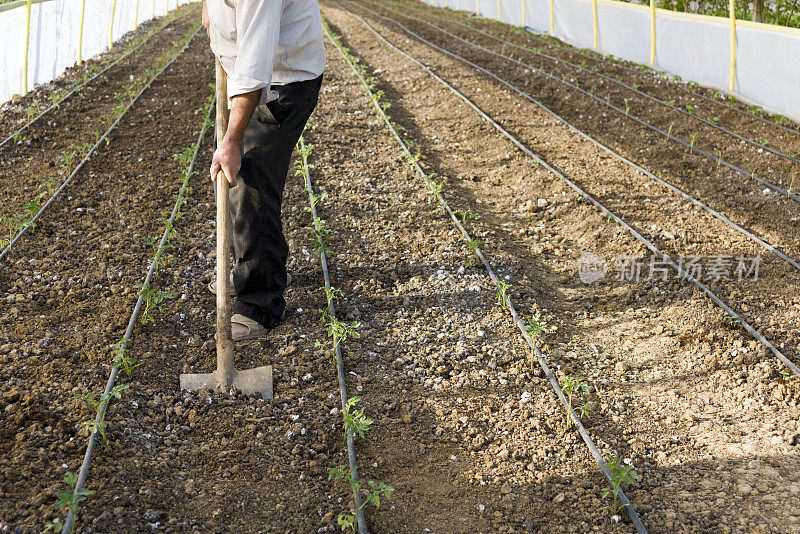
[0,0,194,105]
[424,0,800,122]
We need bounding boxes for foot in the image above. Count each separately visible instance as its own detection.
[231,317,252,339]
[229,310,286,341]
[228,313,268,341]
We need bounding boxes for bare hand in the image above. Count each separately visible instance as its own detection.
[201,0,210,38]
[210,140,239,187]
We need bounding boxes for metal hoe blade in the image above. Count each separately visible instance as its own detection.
[180,367,273,399]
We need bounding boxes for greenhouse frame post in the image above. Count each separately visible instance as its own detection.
[522,0,525,25]
[649,0,655,65]
[21,0,32,96]
[592,0,598,49]
[134,0,141,27]
[729,0,736,91]
[78,0,86,64]
[549,0,554,34]
[497,0,501,21]
[109,0,118,47]
[152,0,157,19]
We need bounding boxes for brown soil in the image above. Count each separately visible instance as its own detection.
[322,2,800,532]
[0,0,798,533]
[0,4,200,223]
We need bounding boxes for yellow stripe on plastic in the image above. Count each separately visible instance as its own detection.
[729,0,736,91]
[592,0,598,49]
[737,18,800,35]
[109,0,117,46]
[649,0,655,65]
[656,8,724,22]
[550,0,554,33]
[22,0,32,96]
[78,0,86,64]
[497,0,501,20]
[596,0,648,11]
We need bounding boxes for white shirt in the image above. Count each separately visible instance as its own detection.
[207,0,326,105]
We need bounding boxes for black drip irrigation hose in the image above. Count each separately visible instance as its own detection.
[63,98,213,534]
[0,25,203,264]
[349,0,800,274]
[336,1,800,392]
[324,12,650,531]
[0,7,186,150]
[298,136,368,534]
[376,0,800,169]
[362,1,800,205]
[388,0,800,138]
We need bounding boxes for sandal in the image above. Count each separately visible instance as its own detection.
[208,273,292,296]
[230,313,268,341]
[214,310,286,342]
[208,273,235,297]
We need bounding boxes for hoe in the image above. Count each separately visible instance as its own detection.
[180,58,273,398]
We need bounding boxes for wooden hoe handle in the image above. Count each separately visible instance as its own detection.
[214,58,234,389]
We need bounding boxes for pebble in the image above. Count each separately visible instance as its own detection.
[143,510,160,522]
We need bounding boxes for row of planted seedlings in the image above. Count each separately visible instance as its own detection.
[359,1,800,203]
[295,136,393,533]
[371,2,800,398]
[43,93,215,534]
[322,19,646,530]
[0,5,189,150]
[337,3,800,388]
[0,21,203,263]
[346,1,800,277]
[388,0,800,136]
[374,0,800,175]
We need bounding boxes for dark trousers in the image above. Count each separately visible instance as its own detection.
[230,74,322,328]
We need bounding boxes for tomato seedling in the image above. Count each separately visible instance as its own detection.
[560,375,590,429]
[601,455,640,516]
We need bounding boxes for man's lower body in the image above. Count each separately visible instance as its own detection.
[228,74,323,332]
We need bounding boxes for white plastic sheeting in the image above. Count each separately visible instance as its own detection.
[596,2,649,65]
[0,0,192,105]
[554,0,594,49]
[736,25,800,121]
[422,0,800,121]
[499,0,523,25]
[523,0,550,33]
[450,0,479,16]
[655,13,730,92]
